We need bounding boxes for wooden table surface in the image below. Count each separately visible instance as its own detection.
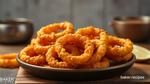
[0,44,25,84]
[0,43,150,84]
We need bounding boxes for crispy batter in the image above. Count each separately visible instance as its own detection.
[37,21,74,39]
[75,26,105,39]
[78,57,110,69]
[76,27,108,65]
[31,38,51,55]
[0,53,19,68]
[46,46,71,68]
[20,45,46,66]
[0,53,17,59]
[107,52,133,62]
[106,35,133,62]
[55,34,94,65]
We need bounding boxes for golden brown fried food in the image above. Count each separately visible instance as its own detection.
[106,35,133,62]
[31,38,51,55]
[0,53,17,59]
[55,34,94,65]
[19,21,133,69]
[31,35,55,46]
[46,46,71,68]
[78,57,110,69]
[37,21,74,39]
[0,53,19,68]
[108,52,133,62]
[19,45,46,66]
[76,26,108,65]
[75,26,105,39]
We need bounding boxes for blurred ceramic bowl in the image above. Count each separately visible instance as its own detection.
[110,16,150,42]
[0,18,34,44]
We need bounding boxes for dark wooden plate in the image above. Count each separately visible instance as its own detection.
[16,54,136,81]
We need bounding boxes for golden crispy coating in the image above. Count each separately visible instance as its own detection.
[75,26,105,39]
[55,34,94,65]
[37,21,74,39]
[106,35,133,62]
[78,57,110,69]
[20,45,46,66]
[76,26,108,65]
[46,46,72,68]
[0,53,19,68]
[107,52,133,62]
[19,21,133,69]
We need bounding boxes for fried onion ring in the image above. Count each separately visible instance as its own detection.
[76,26,108,64]
[37,21,74,39]
[55,34,94,65]
[31,38,52,55]
[0,53,17,59]
[0,53,19,68]
[19,45,46,66]
[46,46,71,68]
[75,26,105,39]
[106,35,133,59]
[107,52,133,62]
[32,34,55,46]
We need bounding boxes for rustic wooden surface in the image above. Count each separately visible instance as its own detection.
[0,44,25,84]
[0,0,150,34]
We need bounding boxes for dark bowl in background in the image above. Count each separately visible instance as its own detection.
[0,18,34,44]
[110,16,150,42]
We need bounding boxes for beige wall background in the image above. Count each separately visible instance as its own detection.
[0,0,150,34]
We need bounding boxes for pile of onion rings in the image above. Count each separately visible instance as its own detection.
[19,22,133,69]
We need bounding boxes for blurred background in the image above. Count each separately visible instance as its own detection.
[0,0,150,33]
[0,0,150,44]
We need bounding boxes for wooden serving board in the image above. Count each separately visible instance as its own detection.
[15,63,150,84]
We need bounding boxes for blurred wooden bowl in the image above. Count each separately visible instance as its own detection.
[0,18,34,44]
[110,16,150,42]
